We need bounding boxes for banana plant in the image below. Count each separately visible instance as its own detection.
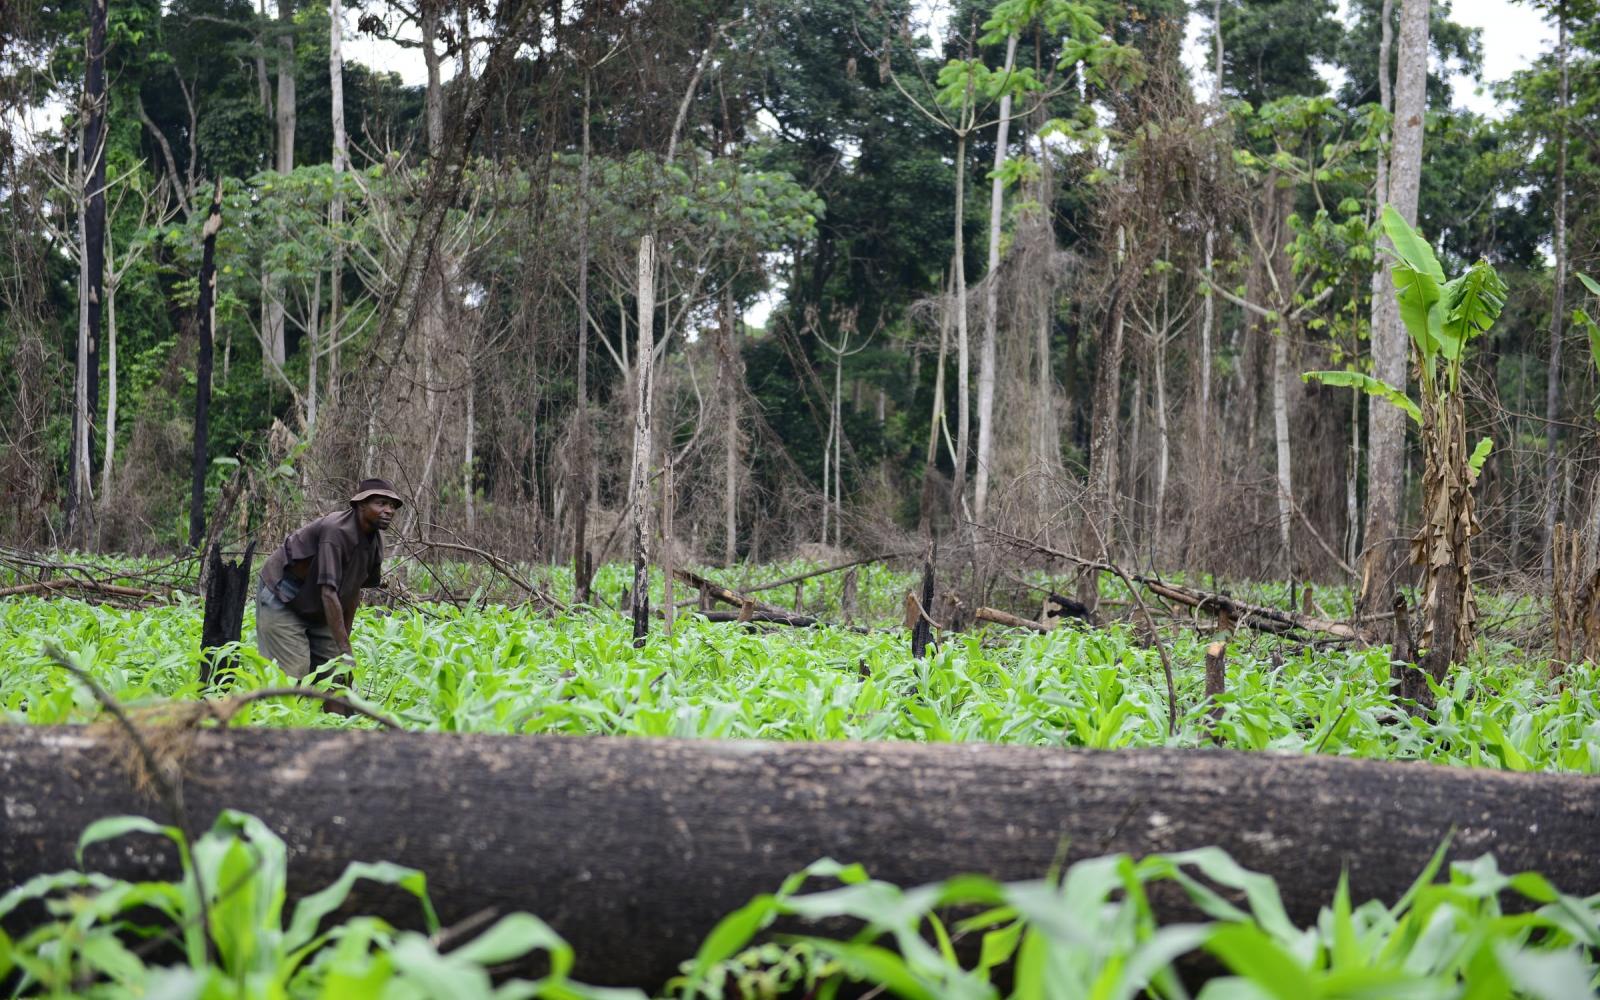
[1305,205,1506,684]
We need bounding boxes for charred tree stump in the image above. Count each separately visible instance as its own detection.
[911,539,935,658]
[2,729,1597,990]
[1390,594,1431,709]
[199,541,255,687]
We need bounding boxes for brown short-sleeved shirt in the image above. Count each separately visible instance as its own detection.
[260,508,382,621]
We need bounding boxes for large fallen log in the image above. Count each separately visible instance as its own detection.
[2,728,1596,988]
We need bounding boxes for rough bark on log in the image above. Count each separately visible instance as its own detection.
[2,729,1597,989]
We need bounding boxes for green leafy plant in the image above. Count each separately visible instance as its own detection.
[1306,206,1507,687]
[667,848,1600,1000]
[0,810,633,999]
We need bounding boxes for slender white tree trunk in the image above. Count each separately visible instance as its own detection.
[328,0,346,407]
[465,370,476,532]
[833,344,845,548]
[720,286,739,564]
[974,33,1018,523]
[629,235,656,642]
[265,0,295,368]
[1201,229,1214,425]
[99,240,117,503]
[307,271,320,428]
[952,131,970,518]
[1272,331,1294,566]
[1347,388,1361,566]
[1154,329,1169,549]
[1542,7,1569,579]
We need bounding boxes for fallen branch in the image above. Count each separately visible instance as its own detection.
[403,539,568,611]
[673,567,791,617]
[972,523,1366,642]
[974,606,1050,633]
[696,609,823,628]
[0,579,162,601]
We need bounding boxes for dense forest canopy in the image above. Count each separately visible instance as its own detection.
[1,0,1597,601]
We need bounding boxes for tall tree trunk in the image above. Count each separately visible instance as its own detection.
[1201,230,1214,429]
[1542,6,1569,580]
[974,33,1019,524]
[190,180,225,548]
[67,0,107,543]
[573,72,593,599]
[1154,321,1169,553]
[920,267,953,534]
[1347,388,1361,567]
[1272,330,1294,568]
[719,285,739,565]
[422,1,444,156]
[952,131,970,521]
[1080,270,1127,611]
[265,0,294,369]
[99,239,117,507]
[833,339,845,548]
[630,235,656,645]
[328,0,346,411]
[464,367,476,532]
[411,0,446,535]
[1358,0,1423,616]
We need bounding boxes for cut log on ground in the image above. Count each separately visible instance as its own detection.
[696,608,821,627]
[2,728,1597,989]
[974,606,1050,632]
[673,567,790,618]
[0,579,161,602]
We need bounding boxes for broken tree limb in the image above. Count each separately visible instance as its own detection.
[405,539,568,611]
[0,579,162,601]
[696,609,823,627]
[974,606,1050,633]
[672,567,790,617]
[2,727,1597,989]
[973,523,1365,642]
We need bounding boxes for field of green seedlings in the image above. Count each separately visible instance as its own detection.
[3,558,1599,997]
[1,560,1596,772]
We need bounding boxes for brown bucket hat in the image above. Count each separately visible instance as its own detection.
[349,478,405,506]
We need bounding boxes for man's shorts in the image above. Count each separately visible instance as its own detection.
[255,578,344,680]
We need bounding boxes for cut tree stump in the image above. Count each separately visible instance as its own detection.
[2,728,1596,988]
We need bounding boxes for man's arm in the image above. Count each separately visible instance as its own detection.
[341,589,360,636]
[322,585,354,659]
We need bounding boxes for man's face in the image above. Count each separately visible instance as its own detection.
[359,497,400,531]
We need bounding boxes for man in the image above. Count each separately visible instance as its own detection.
[256,478,401,690]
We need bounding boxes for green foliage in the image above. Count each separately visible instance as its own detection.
[2,569,1596,772]
[668,848,1600,999]
[1300,370,1420,424]
[1379,204,1507,394]
[8,809,1598,998]
[0,809,625,999]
